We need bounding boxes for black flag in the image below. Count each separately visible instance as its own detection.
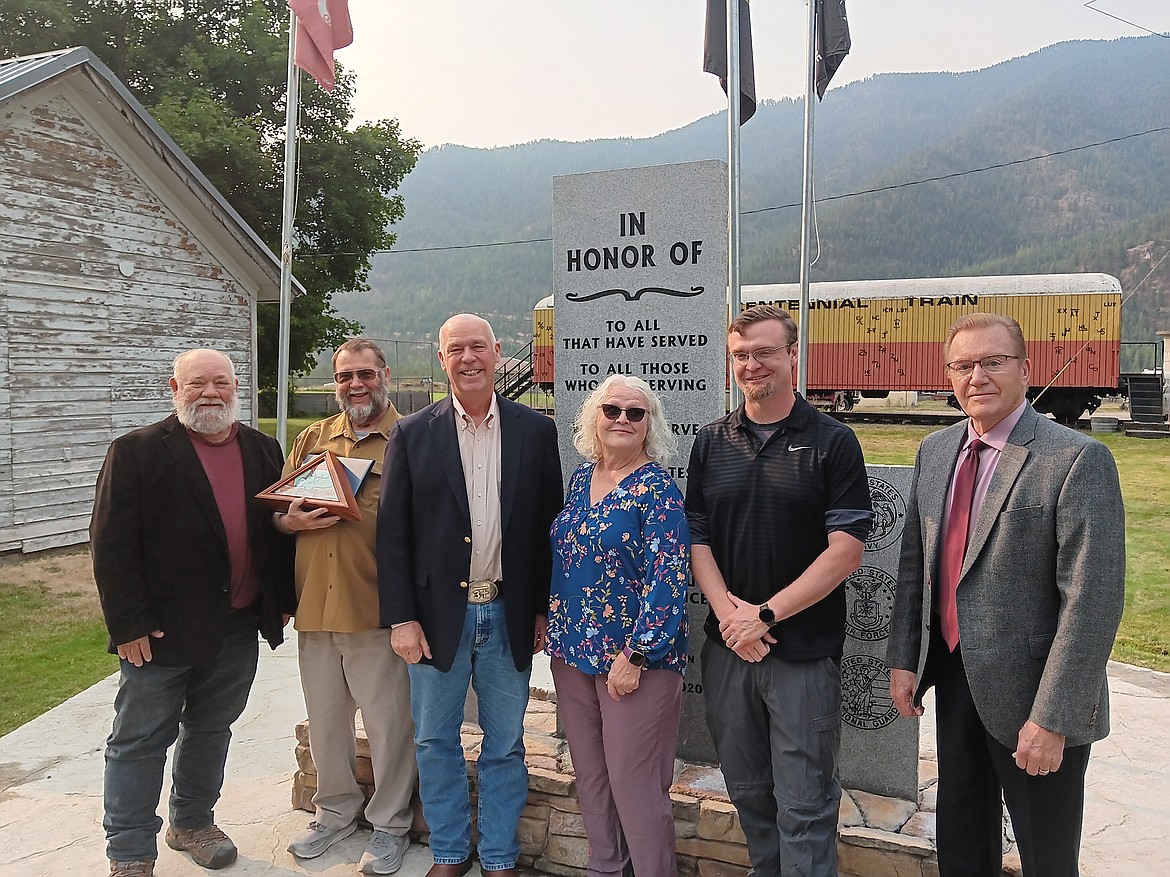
[816,0,851,99]
[704,0,756,125]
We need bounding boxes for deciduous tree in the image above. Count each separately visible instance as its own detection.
[0,0,420,397]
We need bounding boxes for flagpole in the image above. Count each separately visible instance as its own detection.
[276,9,299,453]
[726,0,743,412]
[796,0,817,398]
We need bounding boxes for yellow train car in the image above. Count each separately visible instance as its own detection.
[534,274,1124,423]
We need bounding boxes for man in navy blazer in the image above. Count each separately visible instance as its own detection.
[378,314,563,877]
[91,349,295,877]
[887,314,1125,877]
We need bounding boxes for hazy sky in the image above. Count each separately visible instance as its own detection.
[336,1,1167,149]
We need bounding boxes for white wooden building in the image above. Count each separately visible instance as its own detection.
[0,48,286,552]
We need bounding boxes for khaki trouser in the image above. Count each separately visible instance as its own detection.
[298,629,417,833]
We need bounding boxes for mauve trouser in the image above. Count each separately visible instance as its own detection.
[551,658,682,877]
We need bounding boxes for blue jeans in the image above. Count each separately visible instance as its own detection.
[103,626,259,862]
[408,600,531,870]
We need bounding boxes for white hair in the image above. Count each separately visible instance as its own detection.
[572,374,678,464]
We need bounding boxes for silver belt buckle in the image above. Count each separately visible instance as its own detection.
[468,580,499,604]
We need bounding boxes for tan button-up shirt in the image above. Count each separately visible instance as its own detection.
[452,394,503,583]
[285,405,400,632]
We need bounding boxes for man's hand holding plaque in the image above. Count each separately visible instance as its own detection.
[257,450,364,521]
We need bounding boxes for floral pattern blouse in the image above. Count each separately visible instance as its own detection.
[546,460,690,676]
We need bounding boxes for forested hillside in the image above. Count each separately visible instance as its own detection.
[338,35,1169,361]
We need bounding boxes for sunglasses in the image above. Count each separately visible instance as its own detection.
[333,368,381,383]
[601,404,647,423]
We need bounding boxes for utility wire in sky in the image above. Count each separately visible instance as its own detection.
[1083,1,1169,39]
[304,125,1169,258]
[743,127,1170,216]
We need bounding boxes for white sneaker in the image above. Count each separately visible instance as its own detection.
[360,830,410,875]
[286,820,357,859]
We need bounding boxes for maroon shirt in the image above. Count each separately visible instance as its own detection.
[189,423,261,610]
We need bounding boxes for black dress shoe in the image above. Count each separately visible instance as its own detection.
[425,858,473,877]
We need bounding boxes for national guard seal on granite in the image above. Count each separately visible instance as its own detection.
[865,476,906,552]
[841,654,900,731]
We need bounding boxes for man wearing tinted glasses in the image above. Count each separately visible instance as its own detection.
[277,339,417,875]
[685,305,872,877]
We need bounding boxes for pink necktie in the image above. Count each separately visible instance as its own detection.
[939,439,983,652]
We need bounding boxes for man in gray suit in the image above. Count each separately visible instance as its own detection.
[887,313,1125,877]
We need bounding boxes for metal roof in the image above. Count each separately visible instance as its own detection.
[0,49,83,97]
[0,46,296,297]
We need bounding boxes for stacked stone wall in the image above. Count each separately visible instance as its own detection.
[289,688,1030,877]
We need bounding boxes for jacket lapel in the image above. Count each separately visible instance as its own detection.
[923,426,966,584]
[961,407,1036,576]
[429,397,471,525]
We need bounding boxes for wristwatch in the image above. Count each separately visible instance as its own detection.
[758,603,777,625]
[622,645,650,669]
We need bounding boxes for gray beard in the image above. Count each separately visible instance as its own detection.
[175,394,240,436]
[338,384,389,427]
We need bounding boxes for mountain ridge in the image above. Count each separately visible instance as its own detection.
[334,34,1169,365]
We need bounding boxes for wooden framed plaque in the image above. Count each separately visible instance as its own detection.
[256,449,362,521]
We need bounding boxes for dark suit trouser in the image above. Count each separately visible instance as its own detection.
[930,630,1091,877]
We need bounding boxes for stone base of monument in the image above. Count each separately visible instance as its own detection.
[291,689,1022,877]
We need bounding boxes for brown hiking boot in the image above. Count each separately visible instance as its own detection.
[109,861,155,877]
[165,822,238,869]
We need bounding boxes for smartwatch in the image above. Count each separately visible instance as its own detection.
[622,645,650,669]
[758,603,777,625]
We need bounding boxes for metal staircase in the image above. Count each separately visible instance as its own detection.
[496,340,535,400]
[1123,373,1165,424]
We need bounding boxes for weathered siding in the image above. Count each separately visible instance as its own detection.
[0,90,258,552]
[0,290,11,547]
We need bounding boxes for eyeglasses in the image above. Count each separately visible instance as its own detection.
[945,354,1021,376]
[333,368,381,383]
[728,343,793,366]
[600,404,647,423]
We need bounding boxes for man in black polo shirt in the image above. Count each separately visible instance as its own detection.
[686,305,872,877]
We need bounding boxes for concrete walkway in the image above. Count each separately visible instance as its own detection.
[0,642,1167,877]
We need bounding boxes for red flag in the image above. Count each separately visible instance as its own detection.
[288,0,353,92]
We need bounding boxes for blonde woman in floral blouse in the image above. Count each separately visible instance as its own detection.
[545,374,690,877]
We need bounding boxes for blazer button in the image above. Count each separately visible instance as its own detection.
[464,536,471,544]
[460,581,468,589]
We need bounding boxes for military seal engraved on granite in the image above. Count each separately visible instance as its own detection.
[844,566,896,642]
[841,654,900,731]
[865,476,906,552]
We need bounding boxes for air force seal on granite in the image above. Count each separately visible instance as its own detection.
[845,567,896,642]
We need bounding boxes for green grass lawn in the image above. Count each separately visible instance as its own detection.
[0,557,117,736]
[2,421,1164,735]
[258,417,318,449]
[854,424,1170,671]
[259,417,1168,669]
[261,416,1167,669]
[1093,432,1170,669]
